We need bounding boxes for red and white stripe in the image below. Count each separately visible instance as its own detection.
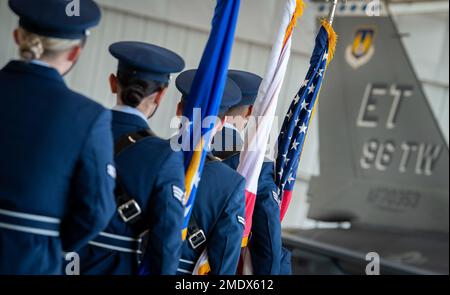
[236,0,302,274]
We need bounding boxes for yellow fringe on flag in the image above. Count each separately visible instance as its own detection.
[197,263,211,276]
[283,0,305,47]
[321,19,338,65]
[241,236,249,248]
[185,141,204,199]
[182,138,205,241]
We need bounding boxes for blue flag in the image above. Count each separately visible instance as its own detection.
[181,0,241,240]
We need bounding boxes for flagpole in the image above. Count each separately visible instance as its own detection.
[327,0,339,25]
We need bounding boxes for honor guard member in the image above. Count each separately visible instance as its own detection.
[0,0,116,275]
[77,41,186,275]
[212,70,282,275]
[174,70,246,275]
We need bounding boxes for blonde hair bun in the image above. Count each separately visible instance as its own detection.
[19,29,44,60]
[17,27,81,61]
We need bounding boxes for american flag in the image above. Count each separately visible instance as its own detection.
[276,20,337,221]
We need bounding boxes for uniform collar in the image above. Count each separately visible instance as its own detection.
[29,60,51,68]
[113,105,149,125]
[2,60,65,84]
[111,109,149,130]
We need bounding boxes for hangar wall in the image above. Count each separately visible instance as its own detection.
[0,0,447,228]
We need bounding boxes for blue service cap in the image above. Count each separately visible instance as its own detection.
[109,41,185,84]
[176,69,242,114]
[228,70,262,107]
[9,0,101,40]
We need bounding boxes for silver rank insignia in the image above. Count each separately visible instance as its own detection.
[272,191,281,207]
[107,164,116,179]
[172,185,186,206]
[237,215,245,227]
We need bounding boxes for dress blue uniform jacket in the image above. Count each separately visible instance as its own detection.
[78,110,185,275]
[177,157,246,275]
[0,61,116,275]
[212,127,282,275]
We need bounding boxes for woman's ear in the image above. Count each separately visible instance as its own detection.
[245,105,253,118]
[67,45,82,63]
[109,74,118,94]
[176,100,184,117]
[13,28,20,46]
[154,87,168,106]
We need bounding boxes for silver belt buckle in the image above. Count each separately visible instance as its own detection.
[117,199,142,223]
[188,229,207,250]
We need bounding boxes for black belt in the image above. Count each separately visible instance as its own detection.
[114,129,156,229]
[177,154,221,275]
[185,153,219,254]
